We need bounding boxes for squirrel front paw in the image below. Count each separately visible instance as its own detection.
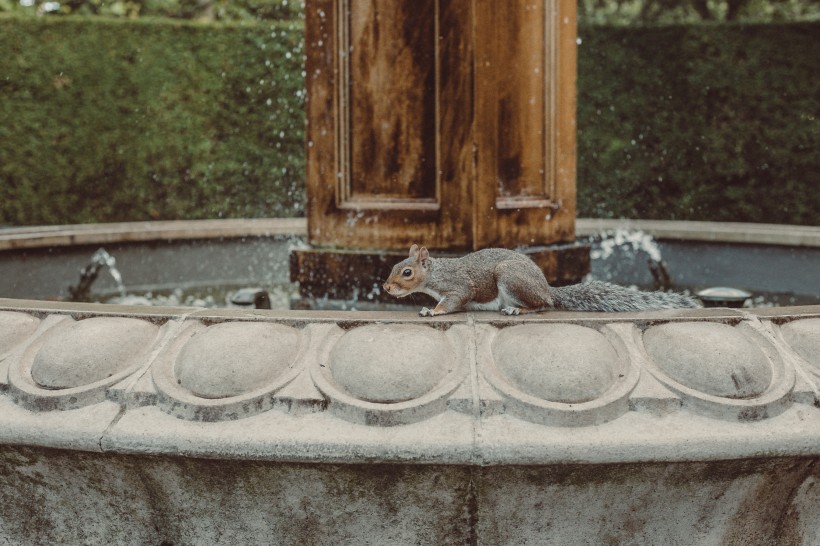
[501,306,521,316]
[419,306,435,317]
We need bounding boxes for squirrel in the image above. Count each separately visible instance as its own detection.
[383,244,702,316]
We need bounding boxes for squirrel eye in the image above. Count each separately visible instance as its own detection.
[402,268,413,278]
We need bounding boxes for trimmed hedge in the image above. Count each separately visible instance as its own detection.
[0,16,304,224]
[577,23,819,224]
[1,17,818,225]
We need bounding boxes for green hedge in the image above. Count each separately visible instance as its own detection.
[0,16,304,224]
[577,23,819,224]
[1,17,818,226]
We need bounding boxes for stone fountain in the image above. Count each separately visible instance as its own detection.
[2,1,820,544]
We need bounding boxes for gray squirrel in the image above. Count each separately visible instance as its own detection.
[383,244,701,316]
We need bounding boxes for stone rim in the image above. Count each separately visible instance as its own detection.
[479,323,639,427]
[780,318,820,376]
[8,315,162,411]
[636,321,794,420]
[491,323,622,404]
[173,322,302,400]
[31,317,159,390]
[0,311,40,356]
[326,324,454,404]
[311,324,470,426]
[152,319,309,421]
[642,322,773,400]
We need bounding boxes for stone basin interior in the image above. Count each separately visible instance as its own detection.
[1,219,817,309]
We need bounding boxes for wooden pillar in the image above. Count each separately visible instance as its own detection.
[292,0,589,304]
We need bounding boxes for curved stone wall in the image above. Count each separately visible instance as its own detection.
[1,299,819,464]
[3,299,820,544]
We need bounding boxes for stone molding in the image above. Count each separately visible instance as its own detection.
[3,218,819,251]
[0,218,307,251]
[1,299,819,465]
[575,218,820,247]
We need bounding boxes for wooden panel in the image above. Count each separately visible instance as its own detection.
[335,0,440,210]
[300,0,583,300]
[305,0,473,249]
[304,0,339,241]
[494,1,550,202]
[553,0,579,244]
[345,0,438,203]
[473,0,576,248]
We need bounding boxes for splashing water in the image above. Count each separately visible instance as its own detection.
[68,247,127,301]
[590,229,663,263]
[588,229,673,290]
[91,248,127,298]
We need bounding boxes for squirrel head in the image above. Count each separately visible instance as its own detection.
[383,244,431,298]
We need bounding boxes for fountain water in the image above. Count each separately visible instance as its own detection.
[67,247,126,302]
[67,248,283,310]
[581,223,820,307]
[0,225,810,309]
[589,228,672,290]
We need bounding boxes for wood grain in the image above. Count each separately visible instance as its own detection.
[304,0,577,253]
[347,0,437,200]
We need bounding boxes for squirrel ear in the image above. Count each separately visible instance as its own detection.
[409,244,419,258]
[419,247,430,263]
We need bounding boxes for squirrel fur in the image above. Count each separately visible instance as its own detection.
[383,244,701,316]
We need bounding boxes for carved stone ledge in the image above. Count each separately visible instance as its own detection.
[1,298,820,465]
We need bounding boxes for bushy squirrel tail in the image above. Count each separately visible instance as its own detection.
[551,281,701,312]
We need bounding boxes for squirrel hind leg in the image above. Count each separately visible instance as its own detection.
[495,261,554,313]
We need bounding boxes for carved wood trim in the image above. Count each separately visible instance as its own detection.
[491,0,558,210]
[334,0,442,212]
[336,197,440,211]
[495,197,559,210]
[473,0,575,247]
[304,0,572,250]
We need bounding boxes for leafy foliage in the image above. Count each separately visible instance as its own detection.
[0,17,817,226]
[576,23,820,224]
[579,0,819,24]
[0,0,302,21]
[2,0,816,23]
[0,16,305,224]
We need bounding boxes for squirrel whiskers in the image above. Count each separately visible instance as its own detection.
[383,244,701,316]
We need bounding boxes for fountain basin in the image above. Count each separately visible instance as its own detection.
[1,218,820,544]
[0,218,818,307]
[1,298,820,544]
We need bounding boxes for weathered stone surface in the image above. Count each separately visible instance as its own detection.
[781,318,820,372]
[491,324,619,403]
[476,459,820,546]
[328,324,452,403]
[175,322,301,399]
[643,322,772,399]
[3,445,820,546]
[0,397,121,452]
[0,299,816,455]
[30,317,157,389]
[0,445,472,546]
[0,299,819,544]
[0,311,38,354]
